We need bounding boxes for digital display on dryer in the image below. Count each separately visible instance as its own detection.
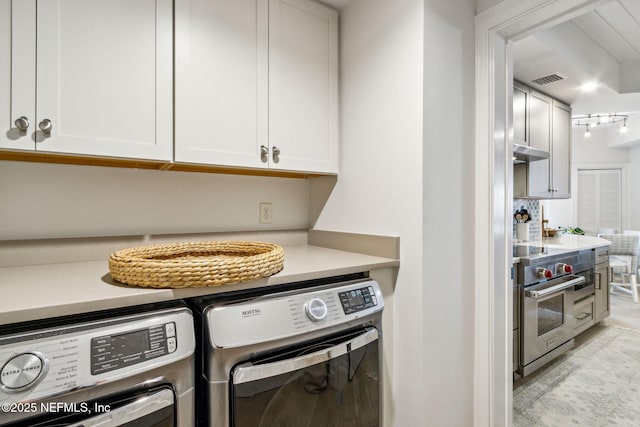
[338,287,377,314]
[90,323,176,375]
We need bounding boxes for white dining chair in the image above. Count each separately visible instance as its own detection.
[597,227,618,236]
[600,234,640,304]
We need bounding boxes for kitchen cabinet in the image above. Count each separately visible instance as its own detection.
[175,0,338,174]
[594,247,610,322]
[0,0,173,161]
[512,81,529,145]
[513,83,571,199]
[550,101,571,198]
[573,295,595,336]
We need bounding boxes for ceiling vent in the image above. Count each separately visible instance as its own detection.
[531,73,565,86]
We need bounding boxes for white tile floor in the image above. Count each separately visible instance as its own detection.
[604,291,640,331]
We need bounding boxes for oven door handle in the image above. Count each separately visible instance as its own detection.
[68,388,174,426]
[525,275,585,299]
[232,328,379,385]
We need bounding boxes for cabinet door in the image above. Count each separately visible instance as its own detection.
[0,0,36,151]
[594,261,610,322]
[175,0,268,168]
[35,0,172,160]
[269,0,338,173]
[527,90,552,198]
[512,82,528,146]
[551,100,571,198]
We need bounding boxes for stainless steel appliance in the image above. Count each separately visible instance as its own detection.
[190,276,384,427]
[0,303,195,426]
[516,247,590,377]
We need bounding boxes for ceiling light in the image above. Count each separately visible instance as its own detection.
[620,119,628,134]
[580,82,598,92]
[584,127,591,138]
[572,113,630,135]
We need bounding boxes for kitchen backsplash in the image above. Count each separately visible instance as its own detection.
[513,199,541,241]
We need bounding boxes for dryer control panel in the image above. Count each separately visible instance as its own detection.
[207,279,384,349]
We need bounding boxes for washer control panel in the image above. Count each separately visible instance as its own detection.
[90,322,177,375]
[0,309,194,404]
[305,298,329,322]
[208,279,384,349]
[0,352,47,392]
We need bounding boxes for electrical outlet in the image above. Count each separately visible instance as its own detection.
[259,202,273,224]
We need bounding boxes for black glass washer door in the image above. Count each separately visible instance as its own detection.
[231,328,380,427]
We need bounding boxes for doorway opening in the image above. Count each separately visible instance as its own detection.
[475,1,611,425]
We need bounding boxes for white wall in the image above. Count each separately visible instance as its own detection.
[476,0,503,13]
[423,0,475,425]
[0,161,310,239]
[311,0,475,425]
[628,146,640,230]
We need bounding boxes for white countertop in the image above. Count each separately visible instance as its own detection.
[0,244,399,325]
[515,234,611,251]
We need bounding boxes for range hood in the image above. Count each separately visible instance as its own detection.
[513,144,550,163]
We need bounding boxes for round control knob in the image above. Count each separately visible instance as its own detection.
[0,352,47,392]
[305,298,328,322]
[537,268,553,280]
[556,263,573,274]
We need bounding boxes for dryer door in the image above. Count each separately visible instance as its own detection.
[230,327,380,427]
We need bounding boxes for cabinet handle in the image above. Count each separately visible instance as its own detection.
[272,146,280,163]
[595,272,601,290]
[14,116,29,131]
[39,119,53,135]
[260,145,268,163]
[576,312,591,321]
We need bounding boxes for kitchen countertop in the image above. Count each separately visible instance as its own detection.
[0,238,400,326]
[515,234,610,252]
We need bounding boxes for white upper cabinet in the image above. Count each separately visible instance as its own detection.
[269,0,338,173]
[175,0,338,174]
[175,0,268,168]
[1,0,36,151]
[1,0,173,160]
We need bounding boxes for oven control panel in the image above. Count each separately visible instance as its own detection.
[90,322,177,375]
[208,280,384,349]
[0,309,194,405]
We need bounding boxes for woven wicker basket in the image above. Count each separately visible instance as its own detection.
[108,241,284,288]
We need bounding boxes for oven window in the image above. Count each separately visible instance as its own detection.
[538,294,564,336]
[231,329,379,427]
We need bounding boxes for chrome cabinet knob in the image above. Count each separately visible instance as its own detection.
[260,145,268,163]
[14,116,29,131]
[272,146,280,163]
[39,119,53,135]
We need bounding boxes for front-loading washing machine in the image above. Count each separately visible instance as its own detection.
[0,301,195,426]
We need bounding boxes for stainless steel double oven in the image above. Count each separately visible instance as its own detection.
[189,275,384,427]
[516,247,594,377]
